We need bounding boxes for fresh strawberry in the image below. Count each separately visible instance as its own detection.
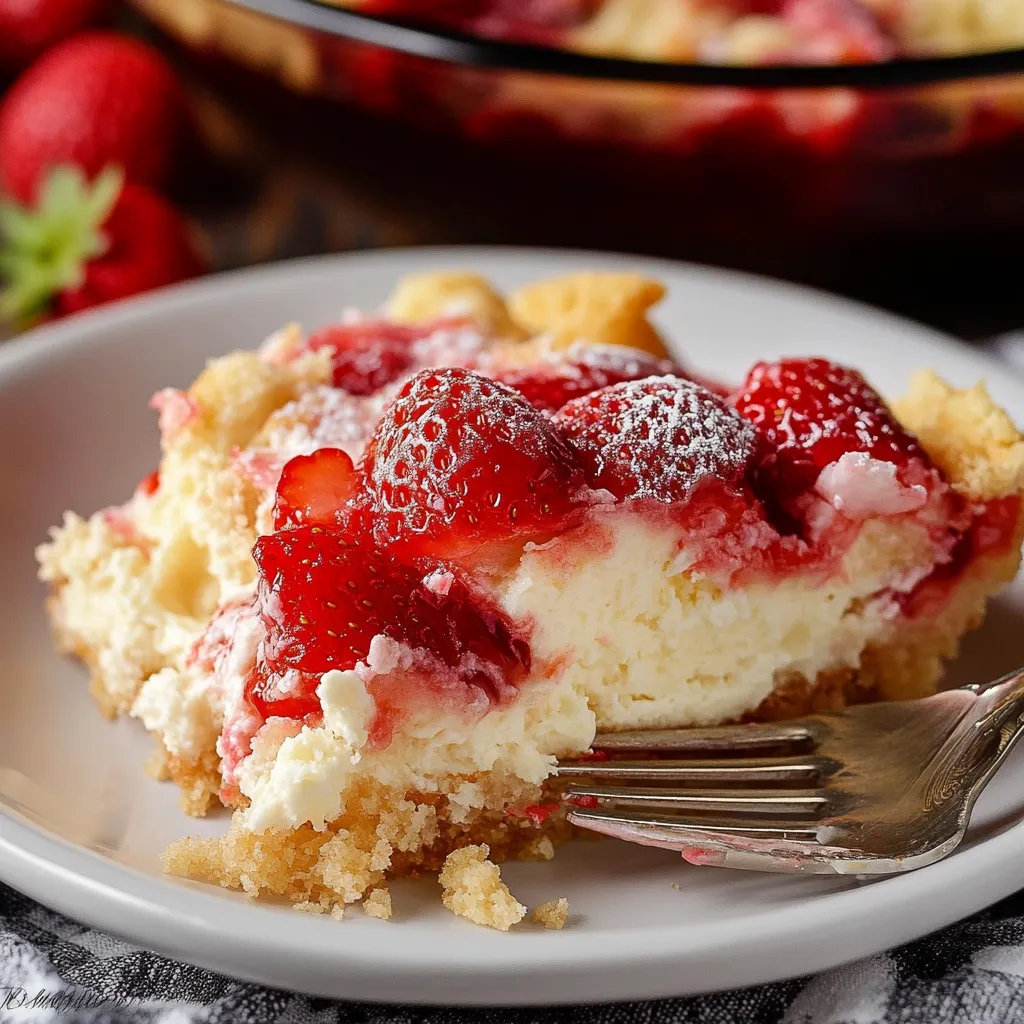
[0,32,186,203]
[0,166,204,323]
[553,376,758,503]
[250,525,530,724]
[496,348,679,413]
[362,367,587,562]
[305,318,462,396]
[273,448,361,530]
[730,357,923,499]
[0,0,105,71]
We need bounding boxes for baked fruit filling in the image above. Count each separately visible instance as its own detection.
[38,271,1024,929]
[337,0,1024,64]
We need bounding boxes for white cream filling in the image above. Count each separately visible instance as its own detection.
[238,501,945,833]
[815,452,928,519]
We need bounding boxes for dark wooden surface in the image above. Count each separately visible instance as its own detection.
[129,16,1024,343]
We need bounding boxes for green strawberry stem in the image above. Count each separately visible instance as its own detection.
[0,165,123,326]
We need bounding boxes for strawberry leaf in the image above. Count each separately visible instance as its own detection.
[0,165,124,326]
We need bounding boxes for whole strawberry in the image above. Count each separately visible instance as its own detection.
[0,32,186,203]
[363,367,588,564]
[730,357,923,499]
[0,0,106,71]
[0,166,204,323]
[554,376,757,503]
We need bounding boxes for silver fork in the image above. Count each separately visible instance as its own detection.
[558,667,1024,875]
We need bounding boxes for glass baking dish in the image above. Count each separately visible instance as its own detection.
[134,0,1024,259]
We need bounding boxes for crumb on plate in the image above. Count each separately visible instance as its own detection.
[530,898,570,930]
[362,887,393,920]
[439,844,527,932]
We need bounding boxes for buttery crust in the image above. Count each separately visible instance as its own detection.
[161,775,570,921]
[507,272,670,357]
[893,370,1024,501]
[386,271,528,341]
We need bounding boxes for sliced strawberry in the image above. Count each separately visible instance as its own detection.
[729,358,923,500]
[305,317,465,396]
[250,525,530,724]
[363,367,587,562]
[272,448,360,530]
[553,376,758,503]
[496,348,680,413]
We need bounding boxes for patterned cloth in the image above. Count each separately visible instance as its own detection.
[3,336,1024,1024]
[4,881,1024,1023]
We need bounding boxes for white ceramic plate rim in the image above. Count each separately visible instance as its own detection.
[2,247,1022,1005]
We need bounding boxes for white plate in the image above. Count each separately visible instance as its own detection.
[2,248,1023,1006]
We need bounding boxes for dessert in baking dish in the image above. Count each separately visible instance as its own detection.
[335,1,1024,65]
[38,270,1024,927]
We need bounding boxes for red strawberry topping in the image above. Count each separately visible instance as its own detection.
[363,367,588,562]
[729,358,923,500]
[135,470,160,498]
[305,318,467,396]
[496,347,681,413]
[272,448,361,530]
[553,376,758,503]
[249,525,530,731]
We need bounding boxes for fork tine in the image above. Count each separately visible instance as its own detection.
[591,721,816,753]
[567,783,828,817]
[556,755,830,784]
[567,806,821,843]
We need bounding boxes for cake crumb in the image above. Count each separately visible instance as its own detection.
[530,898,569,930]
[362,887,393,920]
[439,845,526,931]
[294,896,344,919]
[520,835,556,861]
[671,883,681,890]
[144,742,170,782]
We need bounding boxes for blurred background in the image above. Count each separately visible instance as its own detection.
[1,0,1023,340]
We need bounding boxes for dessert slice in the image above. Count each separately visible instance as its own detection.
[38,271,1024,925]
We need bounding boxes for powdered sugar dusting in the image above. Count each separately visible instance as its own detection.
[555,376,757,503]
[409,321,492,370]
[567,341,677,379]
[365,367,584,538]
[235,385,394,494]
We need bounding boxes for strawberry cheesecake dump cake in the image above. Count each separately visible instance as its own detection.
[38,271,1024,928]
[333,0,1024,65]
